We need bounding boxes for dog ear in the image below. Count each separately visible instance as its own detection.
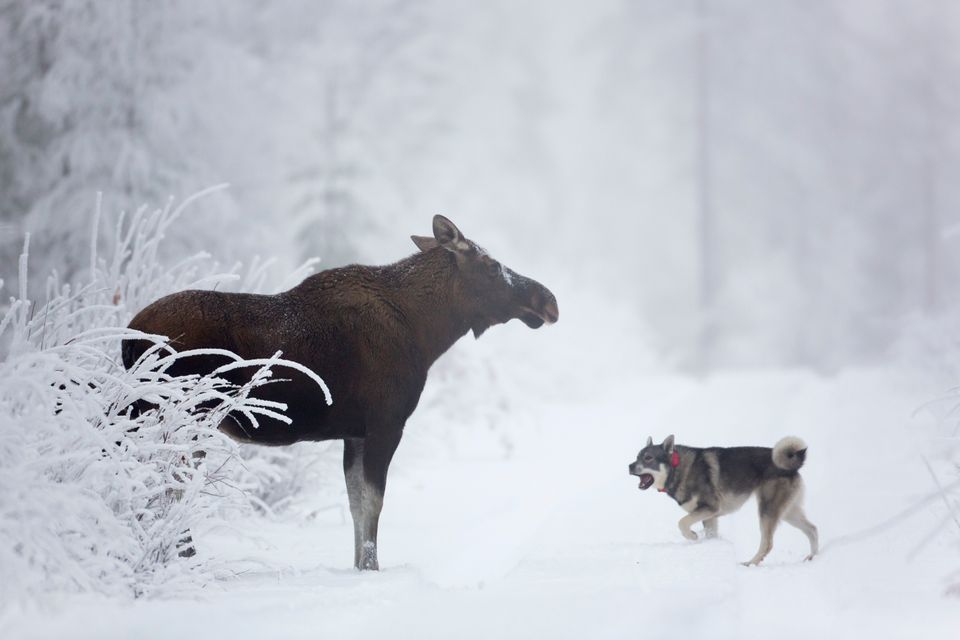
[645,436,653,448]
[662,435,675,452]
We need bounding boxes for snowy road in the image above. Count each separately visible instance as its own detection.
[5,361,958,639]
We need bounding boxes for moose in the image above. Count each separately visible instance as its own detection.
[122,215,558,570]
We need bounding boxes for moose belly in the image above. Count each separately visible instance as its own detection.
[228,365,366,444]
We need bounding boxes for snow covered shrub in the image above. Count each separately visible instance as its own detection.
[230,442,343,518]
[914,384,960,596]
[0,190,329,604]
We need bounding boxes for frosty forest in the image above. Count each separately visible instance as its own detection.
[1,0,959,638]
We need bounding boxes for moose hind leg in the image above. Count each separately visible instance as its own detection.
[343,438,365,569]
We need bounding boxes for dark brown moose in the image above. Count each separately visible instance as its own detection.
[122,215,558,570]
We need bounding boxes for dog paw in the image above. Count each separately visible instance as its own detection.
[680,528,698,541]
[803,554,816,562]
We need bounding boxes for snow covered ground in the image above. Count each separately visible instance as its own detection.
[2,315,959,639]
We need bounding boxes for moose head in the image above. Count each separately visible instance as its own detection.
[412,215,559,338]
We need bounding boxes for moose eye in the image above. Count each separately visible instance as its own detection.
[486,261,502,277]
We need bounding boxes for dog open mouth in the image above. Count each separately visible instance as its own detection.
[637,474,654,490]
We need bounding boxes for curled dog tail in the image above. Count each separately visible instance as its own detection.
[772,436,807,471]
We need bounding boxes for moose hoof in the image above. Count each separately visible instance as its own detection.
[358,542,379,571]
[177,532,196,558]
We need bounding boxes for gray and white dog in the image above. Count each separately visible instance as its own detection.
[628,435,818,565]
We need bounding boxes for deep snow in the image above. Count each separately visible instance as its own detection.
[3,317,957,640]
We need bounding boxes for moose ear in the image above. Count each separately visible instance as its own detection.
[662,435,675,452]
[411,235,439,252]
[433,214,469,252]
[645,436,653,447]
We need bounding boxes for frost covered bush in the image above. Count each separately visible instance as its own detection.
[914,384,960,596]
[0,190,326,604]
[232,442,343,519]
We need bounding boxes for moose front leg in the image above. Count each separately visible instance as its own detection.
[343,438,365,568]
[343,431,401,571]
[357,483,384,571]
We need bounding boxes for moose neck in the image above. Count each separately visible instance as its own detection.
[391,248,476,365]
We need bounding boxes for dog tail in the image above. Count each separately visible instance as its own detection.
[772,436,807,471]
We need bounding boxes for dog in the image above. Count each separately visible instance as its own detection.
[628,435,818,565]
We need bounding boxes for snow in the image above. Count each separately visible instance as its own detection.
[4,2,960,636]
[3,322,958,638]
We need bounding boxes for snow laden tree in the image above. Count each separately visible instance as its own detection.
[596,0,960,369]
[0,0,458,286]
[276,0,453,267]
[0,1,291,290]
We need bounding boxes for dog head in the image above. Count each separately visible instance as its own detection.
[628,435,675,491]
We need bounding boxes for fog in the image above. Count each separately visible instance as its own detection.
[3,0,959,371]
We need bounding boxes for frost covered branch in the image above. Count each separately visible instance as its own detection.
[0,191,326,604]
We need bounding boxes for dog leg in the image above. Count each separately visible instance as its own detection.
[679,508,718,542]
[703,517,719,539]
[743,512,779,566]
[783,505,819,561]
[743,487,782,567]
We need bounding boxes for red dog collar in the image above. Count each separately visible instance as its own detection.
[657,451,681,492]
